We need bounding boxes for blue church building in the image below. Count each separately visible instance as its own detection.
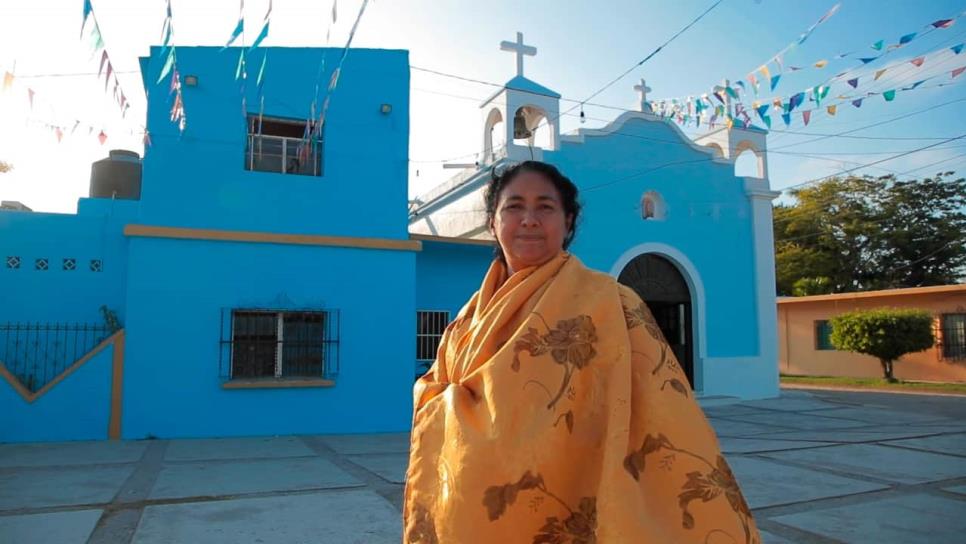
[1,39,779,443]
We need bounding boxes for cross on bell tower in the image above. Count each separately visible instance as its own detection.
[634,78,652,113]
[500,31,537,77]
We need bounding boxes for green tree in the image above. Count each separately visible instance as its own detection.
[829,308,934,382]
[774,172,966,295]
[792,276,833,296]
[877,172,966,287]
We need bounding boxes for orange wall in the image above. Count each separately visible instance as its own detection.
[778,289,966,382]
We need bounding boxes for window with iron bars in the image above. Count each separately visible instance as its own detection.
[221,309,339,380]
[940,313,966,361]
[416,311,450,362]
[245,115,323,177]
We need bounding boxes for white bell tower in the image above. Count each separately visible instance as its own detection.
[480,32,561,164]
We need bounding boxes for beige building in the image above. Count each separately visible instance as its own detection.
[777,285,966,382]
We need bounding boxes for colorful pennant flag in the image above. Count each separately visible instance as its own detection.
[802,110,811,126]
[796,2,841,45]
[899,33,917,45]
[852,98,863,108]
[953,44,964,55]
[858,57,878,64]
[932,19,954,29]
[770,74,781,91]
[758,65,770,81]
[871,39,884,51]
[789,91,805,111]
[2,71,12,91]
[847,77,859,88]
[952,67,965,78]
[883,89,896,101]
[814,59,828,68]
[249,0,273,51]
[910,56,925,67]
[827,105,837,116]
[225,0,245,48]
[97,130,107,145]
[81,0,92,38]
[874,69,887,81]
[781,112,791,126]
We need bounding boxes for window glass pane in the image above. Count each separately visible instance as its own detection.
[232,311,277,377]
[282,312,325,377]
[815,320,834,351]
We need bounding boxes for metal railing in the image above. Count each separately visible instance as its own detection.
[1,322,115,392]
[245,134,323,177]
[219,308,340,381]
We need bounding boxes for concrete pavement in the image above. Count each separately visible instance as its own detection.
[1,389,964,543]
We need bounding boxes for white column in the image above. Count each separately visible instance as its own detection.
[745,179,781,396]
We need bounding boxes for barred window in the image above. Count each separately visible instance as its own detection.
[417,311,450,361]
[246,115,322,177]
[815,320,834,351]
[940,313,966,361]
[228,310,335,379]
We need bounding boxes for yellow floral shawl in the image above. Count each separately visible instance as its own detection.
[404,252,759,543]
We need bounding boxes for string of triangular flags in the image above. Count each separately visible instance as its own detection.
[650,54,964,132]
[751,11,964,98]
[79,0,131,118]
[157,0,186,132]
[647,6,965,127]
[649,30,965,131]
[226,0,272,161]
[305,0,339,147]
[745,40,966,130]
[745,7,963,96]
[312,0,369,138]
[0,73,149,146]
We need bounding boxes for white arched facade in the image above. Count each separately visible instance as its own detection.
[609,242,708,392]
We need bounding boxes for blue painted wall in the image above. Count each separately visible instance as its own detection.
[0,198,137,325]
[415,241,492,317]
[139,47,410,239]
[122,238,415,439]
[0,344,114,443]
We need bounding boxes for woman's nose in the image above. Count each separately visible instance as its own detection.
[521,209,539,226]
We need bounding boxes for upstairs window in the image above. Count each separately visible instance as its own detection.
[246,115,322,176]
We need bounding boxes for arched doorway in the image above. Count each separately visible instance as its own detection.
[618,254,695,387]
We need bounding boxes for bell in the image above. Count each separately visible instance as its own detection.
[513,109,532,139]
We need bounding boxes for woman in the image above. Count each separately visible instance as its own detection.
[404,161,759,543]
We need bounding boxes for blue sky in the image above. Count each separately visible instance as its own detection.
[2,0,965,212]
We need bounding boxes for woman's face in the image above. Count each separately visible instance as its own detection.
[491,171,572,274]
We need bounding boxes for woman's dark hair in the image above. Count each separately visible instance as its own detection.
[484,161,581,259]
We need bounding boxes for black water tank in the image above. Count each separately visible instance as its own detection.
[89,149,142,200]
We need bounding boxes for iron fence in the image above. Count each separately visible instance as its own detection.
[1,322,115,392]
